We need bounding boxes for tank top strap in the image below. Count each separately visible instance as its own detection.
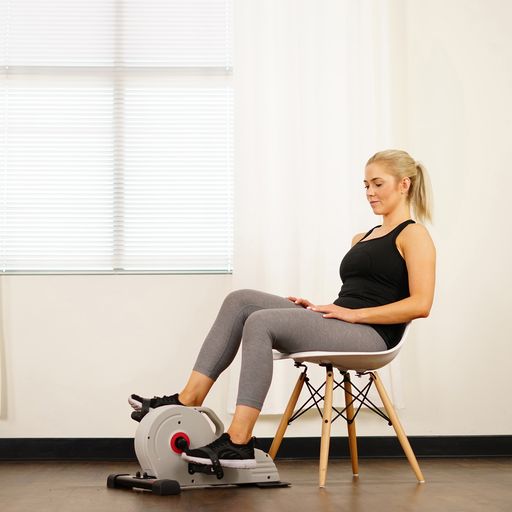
[359,225,381,242]
[390,219,416,240]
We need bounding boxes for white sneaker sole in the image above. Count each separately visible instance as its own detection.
[181,453,257,469]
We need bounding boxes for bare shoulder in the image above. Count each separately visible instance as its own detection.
[398,223,436,256]
[351,232,366,247]
[400,222,434,241]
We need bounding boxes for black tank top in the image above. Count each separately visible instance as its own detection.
[334,219,415,349]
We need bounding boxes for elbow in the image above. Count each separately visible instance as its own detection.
[409,295,433,320]
[416,303,432,319]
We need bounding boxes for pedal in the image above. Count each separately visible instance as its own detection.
[188,462,224,480]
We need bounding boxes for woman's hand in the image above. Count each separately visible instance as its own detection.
[287,296,316,309]
[308,304,359,323]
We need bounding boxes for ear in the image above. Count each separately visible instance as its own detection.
[401,176,411,194]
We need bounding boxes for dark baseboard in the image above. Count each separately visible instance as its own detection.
[1,436,511,461]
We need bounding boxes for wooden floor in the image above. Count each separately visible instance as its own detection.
[0,458,511,512]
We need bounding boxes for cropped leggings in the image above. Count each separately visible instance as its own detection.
[193,289,387,410]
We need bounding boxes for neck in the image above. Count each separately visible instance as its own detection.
[380,206,412,230]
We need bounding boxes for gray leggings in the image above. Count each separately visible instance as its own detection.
[193,289,386,410]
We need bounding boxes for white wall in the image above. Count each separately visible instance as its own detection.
[0,274,233,437]
[1,0,512,439]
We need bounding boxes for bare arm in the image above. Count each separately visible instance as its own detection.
[310,225,436,324]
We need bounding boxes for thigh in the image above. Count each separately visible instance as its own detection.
[249,308,386,353]
[225,288,302,312]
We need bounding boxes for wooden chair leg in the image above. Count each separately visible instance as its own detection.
[343,372,359,477]
[268,370,306,460]
[371,371,426,483]
[319,365,334,488]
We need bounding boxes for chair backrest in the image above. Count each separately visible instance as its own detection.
[274,322,412,372]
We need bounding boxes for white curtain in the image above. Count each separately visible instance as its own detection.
[227,0,405,414]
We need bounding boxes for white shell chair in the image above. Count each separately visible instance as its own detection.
[269,323,425,487]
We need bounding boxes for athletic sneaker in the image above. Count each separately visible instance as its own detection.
[128,393,183,422]
[181,433,256,469]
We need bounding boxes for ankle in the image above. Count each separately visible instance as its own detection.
[227,431,252,445]
[178,392,201,407]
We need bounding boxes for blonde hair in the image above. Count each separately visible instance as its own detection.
[366,149,433,224]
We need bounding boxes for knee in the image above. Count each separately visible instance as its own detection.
[222,289,260,309]
[242,309,273,338]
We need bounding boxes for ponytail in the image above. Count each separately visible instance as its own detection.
[411,161,433,224]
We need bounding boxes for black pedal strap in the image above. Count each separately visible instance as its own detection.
[140,398,152,414]
[202,447,224,479]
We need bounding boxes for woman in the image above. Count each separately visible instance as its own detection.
[129,149,436,469]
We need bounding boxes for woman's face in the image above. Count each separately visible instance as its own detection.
[364,162,407,216]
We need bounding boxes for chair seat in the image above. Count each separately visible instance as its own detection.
[272,324,410,372]
[274,349,397,372]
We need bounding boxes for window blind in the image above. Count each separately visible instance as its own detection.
[0,0,233,273]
